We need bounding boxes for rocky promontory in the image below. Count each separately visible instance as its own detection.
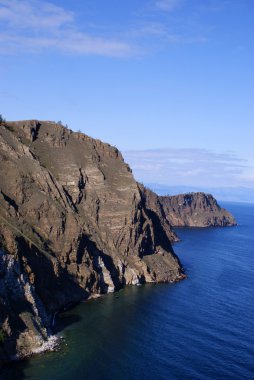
[158,192,236,227]
[0,120,236,364]
[0,120,184,363]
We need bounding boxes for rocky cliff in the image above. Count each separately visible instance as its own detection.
[158,192,236,227]
[0,120,184,363]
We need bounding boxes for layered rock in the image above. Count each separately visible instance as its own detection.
[0,246,58,361]
[0,120,184,362]
[158,192,236,227]
[140,186,179,241]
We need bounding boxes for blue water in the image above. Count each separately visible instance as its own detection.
[4,202,254,379]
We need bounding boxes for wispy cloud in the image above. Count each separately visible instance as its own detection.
[200,0,232,13]
[0,0,73,29]
[123,148,253,188]
[130,21,207,44]
[154,0,182,12]
[0,0,231,57]
[129,0,209,47]
[0,0,133,57]
[238,173,254,185]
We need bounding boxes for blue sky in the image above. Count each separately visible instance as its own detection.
[0,0,253,191]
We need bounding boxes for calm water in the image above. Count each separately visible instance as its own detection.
[3,202,254,380]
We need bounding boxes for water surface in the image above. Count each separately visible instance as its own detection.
[3,202,254,379]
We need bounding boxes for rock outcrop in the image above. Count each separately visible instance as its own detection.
[0,120,236,364]
[140,186,180,241]
[158,192,236,227]
[0,120,184,363]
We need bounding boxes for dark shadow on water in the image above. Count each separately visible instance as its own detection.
[0,359,30,380]
[53,312,82,334]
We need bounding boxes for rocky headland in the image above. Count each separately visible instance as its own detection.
[0,120,184,363]
[158,192,236,227]
[0,120,235,364]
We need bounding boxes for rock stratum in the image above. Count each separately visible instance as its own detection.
[0,120,183,363]
[0,120,235,364]
[158,193,236,227]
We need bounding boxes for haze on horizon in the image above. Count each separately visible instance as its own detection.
[0,0,253,198]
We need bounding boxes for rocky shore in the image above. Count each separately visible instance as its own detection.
[0,119,235,364]
[0,120,183,363]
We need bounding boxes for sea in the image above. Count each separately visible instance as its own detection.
[2,202,254,380]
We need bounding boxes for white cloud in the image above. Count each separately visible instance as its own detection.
[123,148,252,188]
[0,0,133,57]
[0,0,73,29]
[0,0,210,57]
[0,31,133,56]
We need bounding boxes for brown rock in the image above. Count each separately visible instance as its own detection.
[0,120,183,361]
[158,192,236,227]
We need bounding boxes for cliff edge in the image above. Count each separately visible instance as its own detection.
[0,120,236,363]
[158,192,236,227]
[0,120,183,362]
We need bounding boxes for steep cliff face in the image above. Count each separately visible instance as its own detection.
[0,246,58,361]
[0,120,184,362]
[158,192,236,227]
[140,186,180,241]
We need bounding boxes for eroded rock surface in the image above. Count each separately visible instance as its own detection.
[158,192,236,227]
[0,120,184,362]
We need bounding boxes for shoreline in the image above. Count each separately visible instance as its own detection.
[1,275,187,367]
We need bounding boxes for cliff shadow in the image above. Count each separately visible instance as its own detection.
[0,359,29,380]
[143,208,183,264]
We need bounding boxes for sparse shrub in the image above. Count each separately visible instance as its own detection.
[0,114,6,124]
[57,120,70,129]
